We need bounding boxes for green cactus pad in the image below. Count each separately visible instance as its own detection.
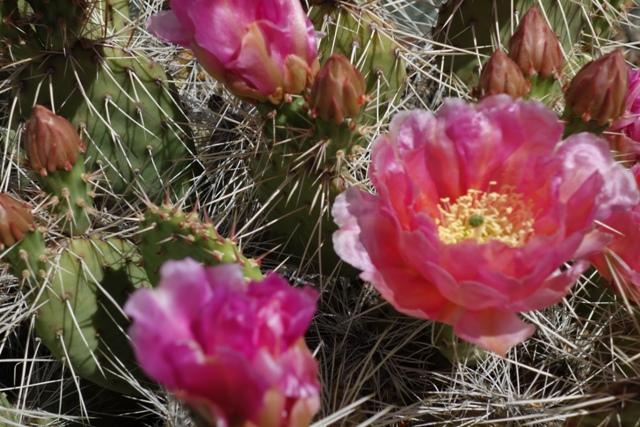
[28,235,149,395]
[13,41,199,202]
[138,202,262,286]
[24,0,90,51]
[34,158,93,236]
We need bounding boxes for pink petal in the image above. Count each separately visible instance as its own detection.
[147,11,192,46]
[453,310,536,357]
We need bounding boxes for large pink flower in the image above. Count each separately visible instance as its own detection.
[332,95,639,356]
[148,0,319,104]
[125,259,320,427]
[588,164,640,303]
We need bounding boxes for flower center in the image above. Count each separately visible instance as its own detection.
[436,185,535,247]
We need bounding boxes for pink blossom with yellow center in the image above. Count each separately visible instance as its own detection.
[148,0,319,104]
[588,164,640,303]
[125,259,320,427]
[332,95,639,356]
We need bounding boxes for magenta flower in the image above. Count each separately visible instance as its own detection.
[606,67,640,162]
[125,259,320,427]
[332,95,639,356]
[588,164,640,303]
[148,0,319,104]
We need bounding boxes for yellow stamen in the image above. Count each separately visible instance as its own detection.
[436,186,535,247]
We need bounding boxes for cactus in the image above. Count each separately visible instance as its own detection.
[243,3,406,274]
[431,0,600,88]
[5,229,149,395]
[137,201,262,285]
[2,0,200,205]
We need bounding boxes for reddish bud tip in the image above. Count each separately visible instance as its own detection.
[478,50,528,99]
[508,6,563,79]
[0,194,35,249]
[308,54,367,125]
[24,105,85,176]
[565,50,629,126]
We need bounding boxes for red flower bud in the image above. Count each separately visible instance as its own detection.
[478,50,528,99]
[0,194,35,250]
[308,54,367,125]
[508,6,563,79]
[565,50,629,125]
[24,105,85,176]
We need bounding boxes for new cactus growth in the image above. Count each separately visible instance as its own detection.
[137,201,262,285]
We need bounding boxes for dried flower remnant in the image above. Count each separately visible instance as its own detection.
[332,95,639,356]
[125,259,321,427]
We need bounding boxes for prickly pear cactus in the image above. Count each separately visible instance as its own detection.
[2,0,200,203]
[432,0,593,87]
[6,230,149,395]
[138,201,262,285]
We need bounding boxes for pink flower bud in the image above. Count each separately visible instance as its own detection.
[565,50,629,125]
[0,194,35,250]
[508,6,563,79]
[308,54,367,125]
[24,105,85,176]
[148,0,319,104]
[125,259,321,427]
[477,50,528,99]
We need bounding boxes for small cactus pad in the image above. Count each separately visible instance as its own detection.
[138,202,262,285]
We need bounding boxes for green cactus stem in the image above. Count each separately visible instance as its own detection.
[12,41,199,202]
[137,201,262,286]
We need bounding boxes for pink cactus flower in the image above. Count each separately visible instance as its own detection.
[148,0,319,104]
[125,259,320,427]
[332,95,639,356]
[588,164,640,303]
[606,67,640,163]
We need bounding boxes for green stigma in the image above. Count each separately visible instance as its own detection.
[468,214,484,228]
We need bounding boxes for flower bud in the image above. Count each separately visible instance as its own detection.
[508,6,563,79]
[24,105,85,176]
[0,194,35,250]
[565,50,628,125]
[477,50,528,99]
[308,54,367,125]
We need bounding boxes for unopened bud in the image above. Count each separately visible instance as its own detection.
[308,54,367,125]
[508,6,563,79]
[477,50,528,99]
[24,105,85,176]
[565,50,628,125]
[0,194,35,250]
